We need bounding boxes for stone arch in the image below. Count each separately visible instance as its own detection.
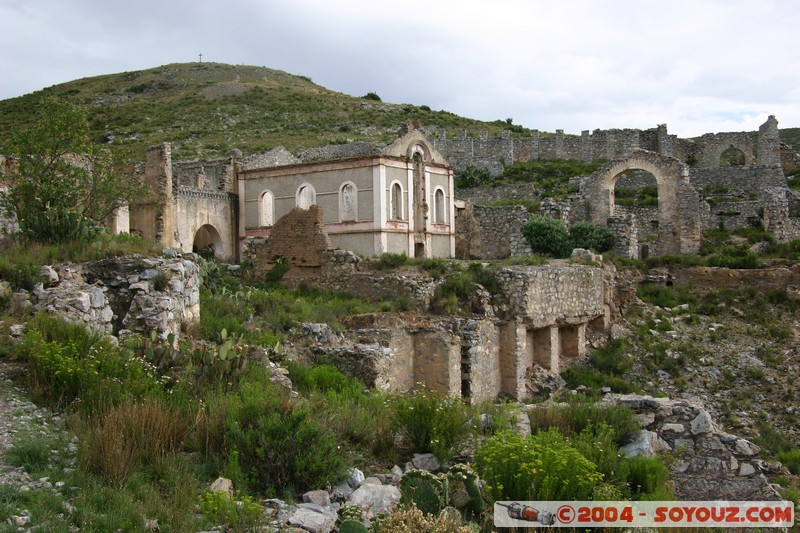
[339,181,358,222]
[193,224,223,259]
[585,150,700,256]
[408,141,431,162]
[296,183,316,209]
[702,138,755,167]
[719,145,746,167]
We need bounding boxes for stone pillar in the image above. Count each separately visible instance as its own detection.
[555,130,565,160]
[581,130,591,162]
[530,130,540,161]
[499,320,525,399]
[532,325,560,373]
[758,115,781,166]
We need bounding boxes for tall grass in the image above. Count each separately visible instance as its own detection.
[77,398,189,487]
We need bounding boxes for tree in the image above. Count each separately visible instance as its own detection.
[0,97,144,243]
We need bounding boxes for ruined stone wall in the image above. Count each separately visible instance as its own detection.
[496,265,605,327]
[468,205,532,259]
[247,205,331,275]
[690,166,787,193]
[454,184,538,204]
[24,255,200,340]
[430,119,785,179]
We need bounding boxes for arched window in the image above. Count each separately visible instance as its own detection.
[340,182,357,222]
[296,184,316,209]
[390,181,404,220]
[259,190,274,226]
[433,187,446,224]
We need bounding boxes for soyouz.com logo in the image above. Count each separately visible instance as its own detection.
[494,501,795,528]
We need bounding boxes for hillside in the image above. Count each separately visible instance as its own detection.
[0,62,525,162]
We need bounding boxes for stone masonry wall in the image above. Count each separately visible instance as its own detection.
[428,118,787,178]
[24,254,200,341]
[496,265,605,327]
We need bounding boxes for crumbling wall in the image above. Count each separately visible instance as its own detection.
[246,205,332,277]
[23,255,200,340]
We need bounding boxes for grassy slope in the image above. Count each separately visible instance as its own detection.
[0,62,523,162]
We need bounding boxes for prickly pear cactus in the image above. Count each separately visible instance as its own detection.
[446,463,484,519]
[399,469,445,516]
[337,519,368,533]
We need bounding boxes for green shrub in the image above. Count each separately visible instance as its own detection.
[560,365,639,396]
[375,252,408,269]
[200,381,347,496]
[284,361,363,398]
[17,315,158,412]
[573,423,630,489]
[199,490,264,532]
[569,221,616,253]
[454,165,492,188]
[626,455,671,499]
[707,246,760,269]
[589,338,633,375]
[431,272,475,315]
[392,389,475,461]
[528,402,640,446]
[475,429,602,502]
[777,450,800,475]
[362,92,381,101]
[522,215,572,258]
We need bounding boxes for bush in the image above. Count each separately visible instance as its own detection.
[589,338,633,375]
[199,490,264,532]
[569,221,616,253]
[527,402,640,446]
[626,455,671,499]
[707,246,760,269]
[200,381,347,496]
[362,92,381,101]
[284,361,363,399]
[475,429,602,502]
[392,389,475,462]
[522,215,572,258]
[777,450,800,475]
[17,314,158,412]
[454,165,492,188]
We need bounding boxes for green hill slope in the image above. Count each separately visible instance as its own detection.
[0,62,523,162]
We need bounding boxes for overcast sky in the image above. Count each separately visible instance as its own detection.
[2,0,799,138]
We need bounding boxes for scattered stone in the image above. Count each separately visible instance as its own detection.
[690,410,713,435]
[347,484,401,518]
[303,489,331,507]
[620,430,671,458]
[734,439,759,456]
[286,506,337,533]
[209,477,233,496]
[347,468,365,488]
[739,463,756,476]
[411,453,440,473]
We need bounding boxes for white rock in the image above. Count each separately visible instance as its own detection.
[690,410,713,435]
[347,484,401,518]
[209,477,233,496]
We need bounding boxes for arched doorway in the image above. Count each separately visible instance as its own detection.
[720,146,746,167]
[613,169,660,256]
[585,150,696,256]
[193,224,223,260]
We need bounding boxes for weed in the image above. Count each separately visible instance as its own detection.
[392,389,476,462]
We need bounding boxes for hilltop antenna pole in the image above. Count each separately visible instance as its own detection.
[199,53,203,63]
